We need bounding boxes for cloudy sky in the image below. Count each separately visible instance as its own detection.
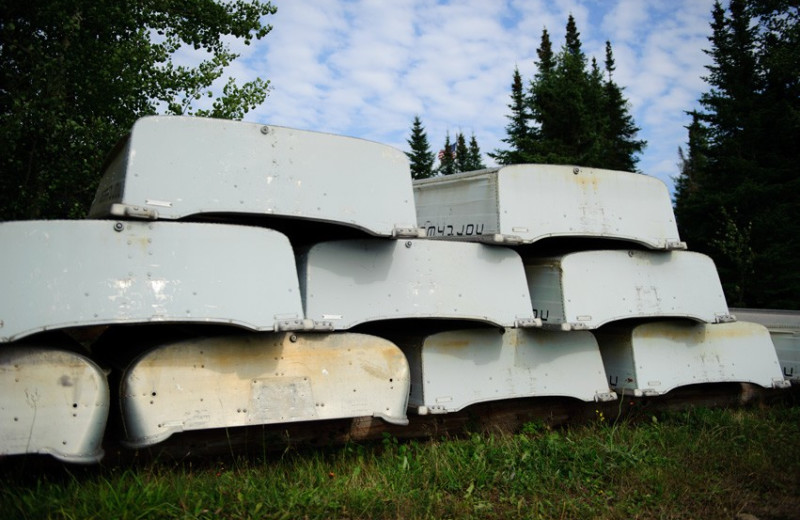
[221,0,717,192]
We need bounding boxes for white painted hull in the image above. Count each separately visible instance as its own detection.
[414,165,683,249]
[730,308,800,381]
[404,327,615,414]
[596,321,789,396]
[120,332,410,447]
[0,346,109,463]
[299,239,540,329]
[525,250,733,329]
[0,220,308,343]
[89,116,418,237]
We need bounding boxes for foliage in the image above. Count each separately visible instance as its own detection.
[673,0,800,308]
[488,66,532,165]
[437,131,457,176]
[2,403,798,519]
[405,116,436,180]
[407,121,486,178]
[466,133,486,171]
[494,16,645,170]
[438,131,485,175]
[0,0,277,220]
[599,42,646,172]
[454,132,470,174]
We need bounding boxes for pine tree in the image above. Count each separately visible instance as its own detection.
[674,110,718,276]
[536,27,555,74]
[466,134,486,171]
[601,42,646,171]
[551,14,591,162]
[497,17,645,172]
[405,116,436,180]
[437,132,456,176]
[582,57,606,167]
[528,27,563,163]
[489,67,531,165]
[674,0,800,308]
[455,132,470,173]
[700,0,760,184]
[673,111,710,213]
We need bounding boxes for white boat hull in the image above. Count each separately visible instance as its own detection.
[596,320,789,396]
[120,332,411,447]
[0,346,109,463]
[525,250,732,329]
[404,327,615,414]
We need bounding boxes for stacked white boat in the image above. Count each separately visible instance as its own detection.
[728,308,800,383]
[0,116,790,464]
[415,165,789,397]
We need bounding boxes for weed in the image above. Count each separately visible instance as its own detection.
[1,403,798,519]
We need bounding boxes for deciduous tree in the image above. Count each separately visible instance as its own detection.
[0,0,276,220]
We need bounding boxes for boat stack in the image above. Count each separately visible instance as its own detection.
[0,116,791,463]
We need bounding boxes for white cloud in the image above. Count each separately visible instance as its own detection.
[232,0,719,190]
[601,0,650,43]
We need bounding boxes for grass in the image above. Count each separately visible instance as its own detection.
[2,402,799,520]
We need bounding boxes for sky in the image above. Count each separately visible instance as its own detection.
[213,0,718,193]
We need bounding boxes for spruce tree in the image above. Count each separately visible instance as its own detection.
[466,134,486,171]
[405,116,436,179]
[528,27,563,163]
[582,57,607,167]
[497,17,645,172]
[489,67,531,165]
[674,0,800,308]
[437,132,456,176]
[545,14,591,163]
[455,132,470,173]
[673,111,710,215]
[601,42,645,171]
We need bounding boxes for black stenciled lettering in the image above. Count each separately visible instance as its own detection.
[446,225,454,236]
[533,309,549,321]
[427,226,436,236]
[475,223,484,235]
[465,224,474,235]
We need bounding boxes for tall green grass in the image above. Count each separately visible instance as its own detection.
[3,403,799,519]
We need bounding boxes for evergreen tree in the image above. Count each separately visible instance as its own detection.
[499,16,644,170]
[405,116,436,179]
[673,111,710,214]
[455,132,470,173]
[600,42,646,171]
[542,14,591,163]
[536,27,556,74]
[526,28,560,163]
[582,57,607,167]
[437,132,456,176]
[489,67,532,164]
[674,0,800,308]
[466,133,486,171]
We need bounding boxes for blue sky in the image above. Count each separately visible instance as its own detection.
[207,0,718,192]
